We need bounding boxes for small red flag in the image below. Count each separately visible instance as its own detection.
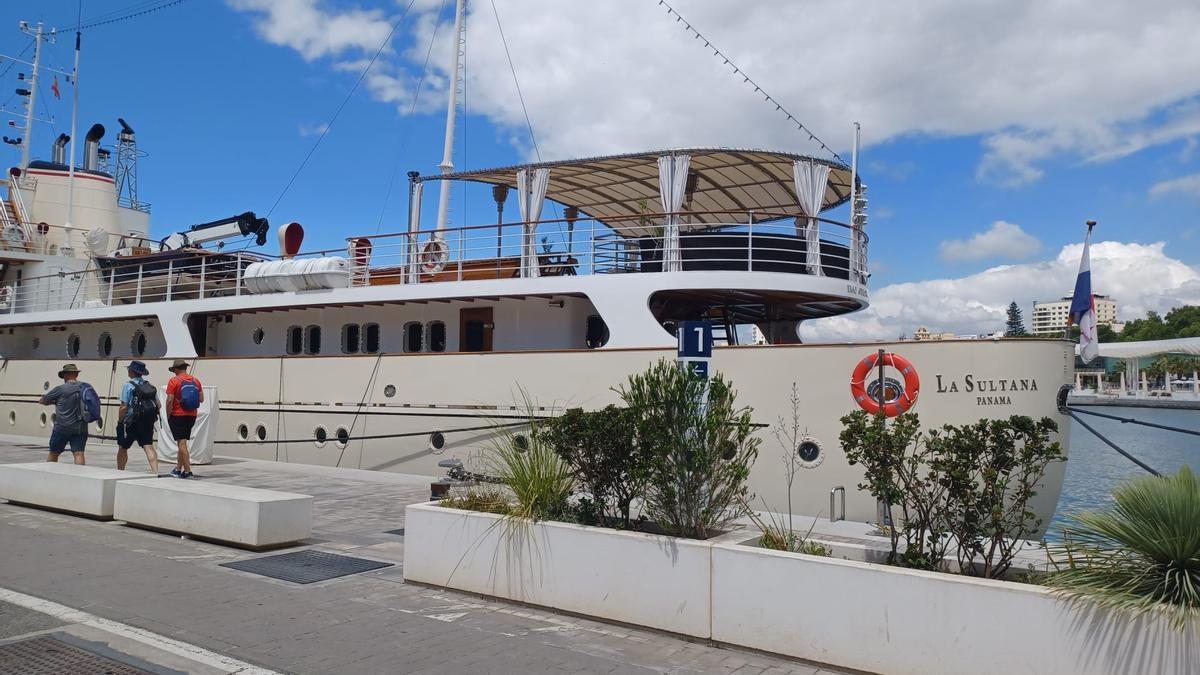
[51,76,60,99]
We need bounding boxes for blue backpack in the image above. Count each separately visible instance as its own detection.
[178,377,201,411]
[79,383,101,424]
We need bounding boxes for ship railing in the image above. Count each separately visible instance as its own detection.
[344,209,868,286]
[0,252,261,314]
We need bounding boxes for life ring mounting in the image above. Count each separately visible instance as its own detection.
[850,352,920,417]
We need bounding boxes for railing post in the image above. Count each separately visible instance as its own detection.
[135,264,143,304]
[198,257,206,299]
[590,220,596,274]
[747,218,754,272]
[166,260,174,301]
[457,229,464,282]
[107,268,114,306]
[235,252,243,296]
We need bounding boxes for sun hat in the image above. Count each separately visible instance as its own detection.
[126,360,149,376]
[169,359,189,372]
[58,363,81,378]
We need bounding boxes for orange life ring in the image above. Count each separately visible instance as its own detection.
[850,352,920,417]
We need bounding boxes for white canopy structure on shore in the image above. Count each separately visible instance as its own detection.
[1084,337,1200,359]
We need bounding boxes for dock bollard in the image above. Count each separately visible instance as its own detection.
[430,480,452,501]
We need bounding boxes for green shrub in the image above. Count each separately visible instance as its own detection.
[1047,466,1200,630]
[840,410,1063,576]
[618,359,760,539]
[441,487,513,515]
[484,426,574,522]
[536,405,647,528]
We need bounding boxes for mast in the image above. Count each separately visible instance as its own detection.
[17,22,54,170]
[65,29,81,228]
[434,0,466,235]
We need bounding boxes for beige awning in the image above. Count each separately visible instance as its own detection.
[419,148,853,238]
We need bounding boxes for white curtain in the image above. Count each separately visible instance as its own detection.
[517,168,550,278]
[793,160,830,276]
[657,154,691,272]
[155,386,218,465]
[407,181,424,284]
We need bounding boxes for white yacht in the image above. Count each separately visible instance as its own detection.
[0,10,1072,528]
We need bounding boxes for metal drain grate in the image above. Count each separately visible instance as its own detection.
[220,549,393,584]
[0,635,150,675]
[384,528,405,536]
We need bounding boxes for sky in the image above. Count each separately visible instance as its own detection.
[2,0,1199,340]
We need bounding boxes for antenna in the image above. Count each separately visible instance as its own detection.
[2,21,60,170]
[115,118,148,211]
[434,0,467,235]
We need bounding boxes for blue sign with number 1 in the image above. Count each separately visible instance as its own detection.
[678,321,713,358]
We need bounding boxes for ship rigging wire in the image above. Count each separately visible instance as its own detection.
[71,0,188,33]
[653,0,845,164]
[265,0,422,219]
[490,0,540,161]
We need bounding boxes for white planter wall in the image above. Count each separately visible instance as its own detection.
[406,503,1199,675]
[404,503,713,637]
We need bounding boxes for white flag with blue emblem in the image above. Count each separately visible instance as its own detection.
[1069,226,1099,364]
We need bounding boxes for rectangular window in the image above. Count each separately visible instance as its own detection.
[287,325,303,355]
[363,323,380,354]
[404,322,423,353]
[342,323,360,354]
[305,325,321,355]
[427,321,446,352]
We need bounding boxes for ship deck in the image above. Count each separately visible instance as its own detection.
[0,440,847,675]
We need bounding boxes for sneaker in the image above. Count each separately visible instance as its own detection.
[170,468,182,477]
[179,471,194,479]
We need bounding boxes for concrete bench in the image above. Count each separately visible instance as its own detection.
[0,463,153,519]
[113,479,312,549]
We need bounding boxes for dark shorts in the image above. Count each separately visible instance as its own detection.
[49,429,88,455]
[168,415,196,442]
[118,419,155,449]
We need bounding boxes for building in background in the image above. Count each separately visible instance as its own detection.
[912,326,958,341]
[1032,294,1120,335]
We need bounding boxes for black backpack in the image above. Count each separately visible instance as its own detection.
[125,380,159,426]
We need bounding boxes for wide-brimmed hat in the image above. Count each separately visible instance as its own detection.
[168,359,189,372]
[58,363,81,378]
[126,360,149,376]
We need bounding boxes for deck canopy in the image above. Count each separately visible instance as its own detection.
[418,148,853,238]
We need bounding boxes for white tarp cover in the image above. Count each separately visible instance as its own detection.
[155,386,218,465]
[1082,337,1200,359]
[657,154,691,273]
[517,168,550,278]
[407,181,424,283]
[793,159,831,276]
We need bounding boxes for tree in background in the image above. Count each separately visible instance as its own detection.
[1005,301,1029,337]
[1115,306,1200,342]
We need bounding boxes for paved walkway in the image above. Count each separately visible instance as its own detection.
[0,442,850,675]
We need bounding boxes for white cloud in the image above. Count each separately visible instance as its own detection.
[1149,173,1200,199]
[939,221,1041,262]
[230,1,1200,181]
[802,241,1200,341]
[297,122,329,137]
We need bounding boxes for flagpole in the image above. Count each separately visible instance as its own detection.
[64,29,80,229]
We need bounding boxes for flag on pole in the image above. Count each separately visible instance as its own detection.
[51,76,60,99]
[1069,223,1099,363]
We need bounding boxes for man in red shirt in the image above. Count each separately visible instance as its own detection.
[165,360,204,478]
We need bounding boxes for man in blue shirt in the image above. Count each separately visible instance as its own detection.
[116,360,160,475]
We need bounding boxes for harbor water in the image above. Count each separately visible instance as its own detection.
[1049,407,1199,537]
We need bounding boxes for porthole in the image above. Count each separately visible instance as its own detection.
[95,417,104,431]
[43,381,49,391]
[50,412,57,426]
[252,327,265,345]
[131,330,147,356]
[335,426,350,448]
[513,433,529,452]
[237,423,249,440]
[585,315,610,349]
[313,426,328,448]
[66,333,81,358]
[39,411,47,427]
[256,424,268,442]
[8,410,14,425]
[428,431,446,453]
[383,384,396,398]
[31,336,39,351]
[795,435,825,469]
[98,332,113,357]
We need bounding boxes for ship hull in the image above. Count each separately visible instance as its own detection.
[0,338,1073,530]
